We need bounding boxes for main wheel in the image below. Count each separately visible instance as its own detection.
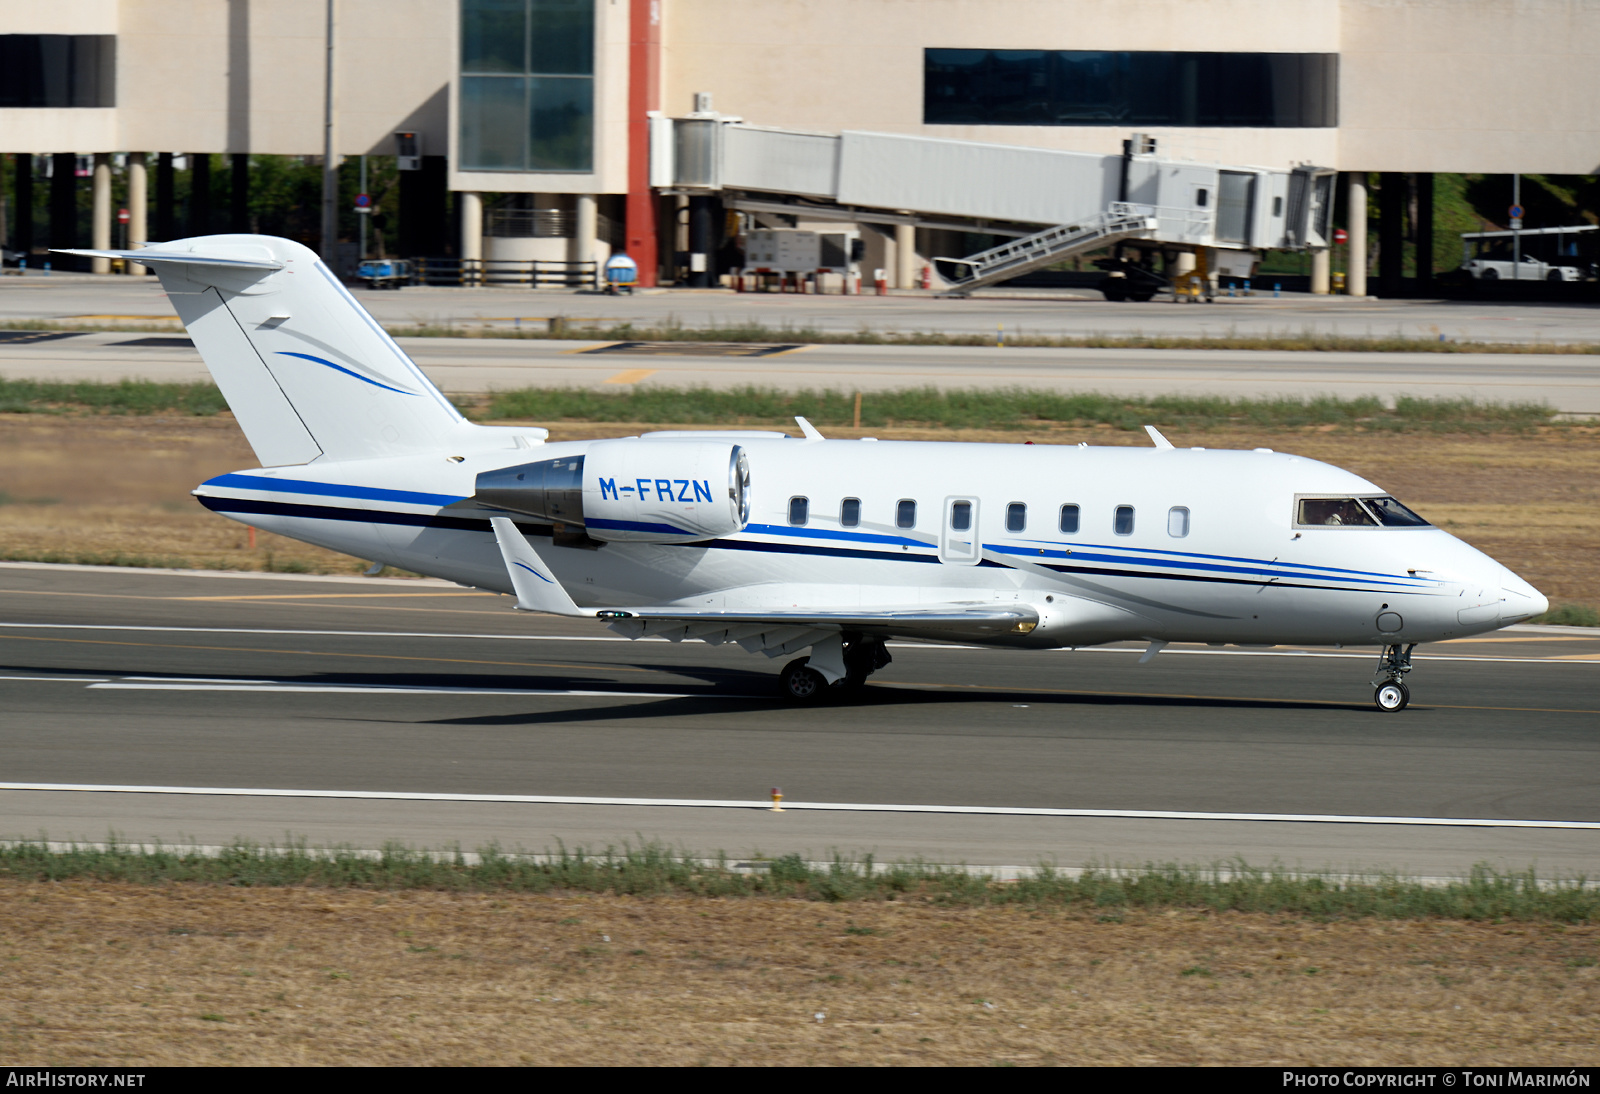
[1374,681,1410,712]
[779,657,828,705]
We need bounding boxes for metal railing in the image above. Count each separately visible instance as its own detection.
[408,257,599,288]
[940,206,1160,294]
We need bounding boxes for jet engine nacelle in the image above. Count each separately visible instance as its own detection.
[474,440,750,544]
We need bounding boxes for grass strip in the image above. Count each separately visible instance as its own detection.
[5,316,1599,354]
[2,840,1595,922]
[0,379,1555,430]
[0,378,228,416]
[389,320,1600,355]
[480,386,1555,433]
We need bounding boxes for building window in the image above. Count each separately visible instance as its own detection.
[924,50,1337,128]
[461,0,594,172]
[0,36,115,108]
[788,497,809,526]
[840,498,861,527]
[1114,505,1135,536]
[897,499,917,529]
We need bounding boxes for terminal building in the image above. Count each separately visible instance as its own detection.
[1,0,1596,294]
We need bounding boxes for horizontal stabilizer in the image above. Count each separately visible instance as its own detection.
[52,247,284,271]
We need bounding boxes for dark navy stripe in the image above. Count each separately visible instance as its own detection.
[201,495,498,532]
[699,537,940,565]
[744,522,924,548]
[586,517,697,536]
[989,543,1425,589]
[201,473,465,508]
[1040,562,1395,595]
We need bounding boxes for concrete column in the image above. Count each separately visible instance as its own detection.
[894,221,915,289]
[573,193,597,287]
[459,191,482,285]
[1346,173,1368,298]
[127,153,147,275]
[91,153,112,273]
[1310,248,1330,294]
[1416,173,1434,289]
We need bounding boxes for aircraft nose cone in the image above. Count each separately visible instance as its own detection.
[1500,576,1549,624]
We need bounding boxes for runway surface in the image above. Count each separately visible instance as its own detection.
[5,331,1598,412]
[6,274,1600,343]
[2,563,1597,876]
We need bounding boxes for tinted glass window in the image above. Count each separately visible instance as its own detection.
[1059,504,1080,534]
[1114,505,1135,535]
[925,49,1337,127]
[1366,496,1431,527]
[788,496,808,526]
[1298,498,1376,527]
[1006,502,1026,533]
[897,499,917,529]
[950,500,972,531]
[0,35,116,108]
[1167,506,1190,537]
[840,498,861,527]
[460,0,594,172]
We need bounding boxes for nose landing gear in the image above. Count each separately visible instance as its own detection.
[1372,643,1417,712]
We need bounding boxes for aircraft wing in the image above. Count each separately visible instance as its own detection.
[599,604,1039,655]
[488,517,1036,655]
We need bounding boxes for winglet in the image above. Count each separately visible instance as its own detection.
[1144,425,1174,449]
[1138,639,1168,664]
[489,516,589,617]
[794,416,825,441]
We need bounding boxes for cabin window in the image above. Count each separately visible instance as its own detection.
[1167,506,1190,537]
[840,497,861,527]
[1006,502,1026,533]
[1114,505,1135,535]
[788,496,809,526]
[1297,498,1375,527]
[950,500,972,531]
[1059,504,1080,534]
[896,499,917,528]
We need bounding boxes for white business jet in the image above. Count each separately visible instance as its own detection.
[62,236,1548,712]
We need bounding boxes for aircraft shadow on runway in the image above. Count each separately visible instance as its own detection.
[2,659,1365,726]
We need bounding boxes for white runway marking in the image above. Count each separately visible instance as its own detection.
[1,622,1592,666]
[0,675,112,683]
[87,680,709,698]
[1,782,1596,830]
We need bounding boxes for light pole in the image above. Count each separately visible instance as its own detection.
[320,0,338,270]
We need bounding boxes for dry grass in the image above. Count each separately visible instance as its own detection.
[1,880,1595,1066]
[1,414,1596,607]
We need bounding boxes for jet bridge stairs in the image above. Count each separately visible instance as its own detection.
[653,112,1336,290]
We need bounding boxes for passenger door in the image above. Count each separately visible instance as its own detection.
[940,496,981,565]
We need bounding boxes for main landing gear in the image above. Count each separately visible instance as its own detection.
[1372,643,1417,712]
[779,637,892,704]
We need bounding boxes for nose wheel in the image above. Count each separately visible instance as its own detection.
[1372,643,1417,712]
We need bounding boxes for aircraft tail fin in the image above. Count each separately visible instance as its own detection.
[59,236,468,467]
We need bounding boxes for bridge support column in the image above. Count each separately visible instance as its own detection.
[459,191,482,285]
[91,153,112,273]
[1310,248,1330,294]
[1346,173,1368,298]
[573,193,597,287]
[127,153,147,275]
[894,222,915,289]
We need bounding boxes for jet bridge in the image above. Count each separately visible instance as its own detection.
[653,113,1335,293]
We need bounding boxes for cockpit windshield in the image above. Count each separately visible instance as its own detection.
[1362,496,1430,526]
[1296,496,1431,528]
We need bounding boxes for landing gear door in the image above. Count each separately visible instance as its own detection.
[940,496,981,566]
